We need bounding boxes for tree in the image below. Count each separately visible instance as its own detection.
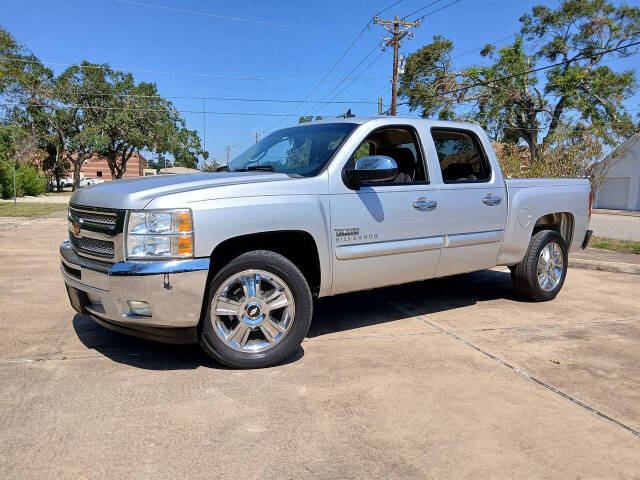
[298,116,323,123]
[2,27,208,185]
[66,63,207,179]
[399,1,640,164]
[202,160,223,172]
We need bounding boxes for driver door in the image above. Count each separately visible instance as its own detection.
[329,125,443,295]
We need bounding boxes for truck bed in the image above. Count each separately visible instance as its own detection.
[498,177,591,265]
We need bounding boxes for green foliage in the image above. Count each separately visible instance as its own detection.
[353,142,371,161]
[590,236,640,254]
[201,161,222,172]
[16,164,46,196]
[285,138,311,169]
[1,26,208,184]
[298,116,323,123]
[0,161,47,199]
[495,125,605,191]
[398,35,459,121]
[399,1,640,165]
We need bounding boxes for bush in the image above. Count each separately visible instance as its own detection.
[0,161,47,199]
[0,159,13,199]
[16,164,47,196]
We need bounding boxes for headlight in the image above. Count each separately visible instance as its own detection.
[126,209,194,259]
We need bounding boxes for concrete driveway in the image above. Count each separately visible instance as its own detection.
[1,217,640,479]
[590,212,640,241]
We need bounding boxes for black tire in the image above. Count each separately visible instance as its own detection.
[200,250,312,369]
[511,229,568,302]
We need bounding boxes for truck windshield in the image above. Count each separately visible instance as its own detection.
[228,123,358,176]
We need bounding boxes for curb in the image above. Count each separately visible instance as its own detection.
[592,209,640,218]
[569,258,640,275]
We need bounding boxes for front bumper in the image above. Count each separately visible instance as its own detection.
[60,240,209,342]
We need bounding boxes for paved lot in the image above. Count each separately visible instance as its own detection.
[590,212,640,241]
[1,217,640,479]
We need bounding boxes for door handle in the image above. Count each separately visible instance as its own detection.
[412,198,437,210]
[482,194,502,206]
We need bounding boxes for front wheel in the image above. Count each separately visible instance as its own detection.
[200,250,312,369]
[511,229,568,302]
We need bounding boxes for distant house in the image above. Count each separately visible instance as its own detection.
[79,152,148,181]
[594,133,640,211]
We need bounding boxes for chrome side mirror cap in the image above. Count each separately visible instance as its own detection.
[345,155,398,187]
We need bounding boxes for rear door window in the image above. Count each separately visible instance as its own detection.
[431,129,491,183]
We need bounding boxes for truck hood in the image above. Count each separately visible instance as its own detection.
[70,172,292,210]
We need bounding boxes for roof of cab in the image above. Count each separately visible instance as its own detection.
[296,116,481,131]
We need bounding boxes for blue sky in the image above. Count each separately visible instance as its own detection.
[2,0,639,165]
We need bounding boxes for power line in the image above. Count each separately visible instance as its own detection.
[260,0,407,134]
[402,0,445,20]
[452,33,518,59]
[357,30,517,103]
[0,57,390,82]
[309,0,461,117]
[413,0,463,22]
[0,101,350,117]
[113,0,305,29]
[16,87,388,105]
[308,48,390,116]
[304,44,385,117]
[417,40,640,102]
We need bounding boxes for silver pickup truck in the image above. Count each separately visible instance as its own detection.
[61,117,593,368]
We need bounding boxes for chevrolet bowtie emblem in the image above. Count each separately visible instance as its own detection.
[72,221,81,236]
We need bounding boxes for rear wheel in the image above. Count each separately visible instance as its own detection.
[511,229,567,301]
[200,250,312,369]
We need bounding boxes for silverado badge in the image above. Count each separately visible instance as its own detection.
[72,220,81,236]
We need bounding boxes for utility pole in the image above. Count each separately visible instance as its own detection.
[374,15,420,116]
[251,131,263,143]
[377,97,383,116]
[202,98,206,163]
[225,145,232,164]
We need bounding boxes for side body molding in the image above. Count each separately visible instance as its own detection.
[335,236,443,260]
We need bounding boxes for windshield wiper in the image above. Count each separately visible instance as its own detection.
[235,165,277,172]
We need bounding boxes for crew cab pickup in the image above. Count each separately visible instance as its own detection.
[61,117,593,368]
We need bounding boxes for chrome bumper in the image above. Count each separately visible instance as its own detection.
[60,240,209,329]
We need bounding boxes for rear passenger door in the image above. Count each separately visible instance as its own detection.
[429,128,507,277]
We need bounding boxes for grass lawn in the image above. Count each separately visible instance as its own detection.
[0,202,68,217]
[591,235,640,255]
[45,191,73,196]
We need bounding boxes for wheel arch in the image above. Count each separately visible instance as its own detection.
[531,212,575,248]
[200,230,321,315]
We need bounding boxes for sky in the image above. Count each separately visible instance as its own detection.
[2,0,639,166]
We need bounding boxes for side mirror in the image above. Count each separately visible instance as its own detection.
[345,155,398,187]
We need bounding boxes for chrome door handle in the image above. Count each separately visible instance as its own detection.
[482,194,502,206]
[412,198,437,210]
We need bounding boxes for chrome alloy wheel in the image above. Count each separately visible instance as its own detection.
[211,270,295,352]
[537,242,564,292]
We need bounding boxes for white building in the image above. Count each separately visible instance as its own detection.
[594,133,640,211]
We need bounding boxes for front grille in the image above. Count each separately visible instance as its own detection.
[69,207,117,228]
[68,205,124,261]
[70,232,115,258]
